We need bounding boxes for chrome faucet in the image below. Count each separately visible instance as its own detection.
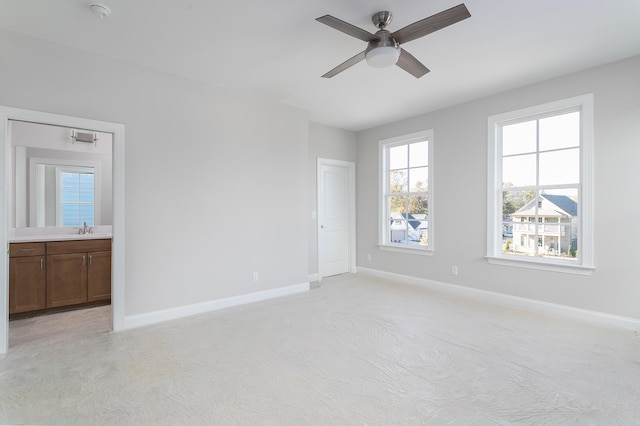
[79,221,91,235]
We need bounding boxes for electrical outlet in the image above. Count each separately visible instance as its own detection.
[451,266,459,276]
[252,272,259,282]
[366,253,372,262]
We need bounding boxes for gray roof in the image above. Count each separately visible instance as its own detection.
[541,195,578,216]
[512,194,578,217]
[390,213,422,230]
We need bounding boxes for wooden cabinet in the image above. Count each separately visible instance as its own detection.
[46,239,112,309]
[9,242,46,314]
[46,252,88,308]
[87,250,112,302]
[9,238,111,317]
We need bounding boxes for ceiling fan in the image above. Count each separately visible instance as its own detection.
[316,3,471,78]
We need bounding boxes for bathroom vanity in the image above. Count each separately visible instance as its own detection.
[9,232,112,318]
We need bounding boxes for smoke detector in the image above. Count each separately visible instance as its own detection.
[90,4,111,19]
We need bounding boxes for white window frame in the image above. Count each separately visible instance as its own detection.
[487,94,594,275]
[379,129,434,255]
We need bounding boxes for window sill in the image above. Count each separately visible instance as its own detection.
[485,255,594,275]
[378,244,435,256]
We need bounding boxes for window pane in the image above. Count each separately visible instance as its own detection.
[389,170,407,193]
[79,186,94,203]
[62,204,80,226]
[503,120,536,155]
[390,220,407,244]
[409,141,428,167]
[409,167,428,192]
[61,190,79,203]
[389,145,407,170]
[502,189,535,255]
[502,189,536,218]
[503,154,536,187]
[539,111,579,151]
[389,196,407,214]
[407,198,428,246]
[79,204,94,225]
[408,195,428,215]
[538,189,579,260]
[62,172,78,186]
[79,172,94,185]
[539,148,579,186]
[418,228,428,246]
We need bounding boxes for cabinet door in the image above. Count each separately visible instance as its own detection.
[9,256,46,314]
[87,251,111,302]
[46,253,88,308]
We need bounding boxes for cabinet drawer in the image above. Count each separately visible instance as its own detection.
[9,242,45,257]
[46,239,111,255]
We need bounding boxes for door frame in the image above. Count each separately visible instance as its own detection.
[0,106,125,354]
[317,158,356,280]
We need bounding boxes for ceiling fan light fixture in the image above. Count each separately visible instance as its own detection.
[365,46,400,68]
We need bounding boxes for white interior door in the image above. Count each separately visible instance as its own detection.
[318,159,355,278]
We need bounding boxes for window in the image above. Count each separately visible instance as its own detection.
[379,130,434,254]
[56,166,96,227]
[487,94,593,274]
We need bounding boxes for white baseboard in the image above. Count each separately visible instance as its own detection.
[308,273,319,283]
[356,266,640,331]
[123,282,310,330]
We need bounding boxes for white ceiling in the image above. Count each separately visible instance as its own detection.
[1,1,639,131]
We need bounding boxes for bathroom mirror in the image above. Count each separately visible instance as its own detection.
[9,120,113,228]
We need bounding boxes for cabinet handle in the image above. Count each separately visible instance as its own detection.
[83,255,86,266]
[20,248,36,252]
[40,258,44,270]
[89,255,93,266]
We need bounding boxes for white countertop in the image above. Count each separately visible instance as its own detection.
[8,226,112,243]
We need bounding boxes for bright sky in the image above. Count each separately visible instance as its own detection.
[502,111,580,189]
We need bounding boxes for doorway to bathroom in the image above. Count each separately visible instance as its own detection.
[0,106,125,354]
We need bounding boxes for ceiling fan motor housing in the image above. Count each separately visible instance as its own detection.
[372,11,393,29]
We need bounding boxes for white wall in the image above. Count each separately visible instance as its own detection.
[0,29,309,316]
[356,55,640,320]
[308,122,357,277]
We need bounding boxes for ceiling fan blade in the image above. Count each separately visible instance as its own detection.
[322,51,366,78]
[396,49,430,78]
[316,15,376,42]
[391,4,471,45]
